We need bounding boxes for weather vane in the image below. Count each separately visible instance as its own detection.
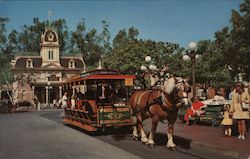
[48,10,52,28]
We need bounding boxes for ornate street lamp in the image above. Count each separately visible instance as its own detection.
[140,56,157,89]
[140,56,157,72]
[183,42,200,101]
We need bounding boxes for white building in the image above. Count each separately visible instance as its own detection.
[11,28,86,105]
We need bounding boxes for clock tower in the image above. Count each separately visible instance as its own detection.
[40,29,61,67]
[11,20,86,106]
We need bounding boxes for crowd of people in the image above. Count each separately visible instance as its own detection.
[183,82,250,140]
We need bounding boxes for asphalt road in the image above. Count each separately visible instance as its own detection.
[0,110,232,159]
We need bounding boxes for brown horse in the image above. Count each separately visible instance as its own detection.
[130,77,190,149]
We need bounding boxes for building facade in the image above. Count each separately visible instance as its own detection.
[11,28,86,106]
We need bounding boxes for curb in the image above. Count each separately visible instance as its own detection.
[174,135,192,149]
[174,135,250,159]
[191,141,250,159]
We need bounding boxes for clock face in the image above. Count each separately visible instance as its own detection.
[45,30,57,42]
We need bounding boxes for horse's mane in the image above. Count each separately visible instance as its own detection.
[150,74,159,87]
[162,77,176,94]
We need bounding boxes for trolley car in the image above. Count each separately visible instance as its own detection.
[62,68,136,132]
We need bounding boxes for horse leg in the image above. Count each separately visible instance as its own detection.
[147,115,158,148]
[166,124,176,150]
[137,112,148,144]
[132,115,139,141]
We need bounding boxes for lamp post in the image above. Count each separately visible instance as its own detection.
[47,82,52,108]
[140,56,157,71]
[183,42,200,101]
[140,56,157,89]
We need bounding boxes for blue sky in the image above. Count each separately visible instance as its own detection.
[0,0,242,47]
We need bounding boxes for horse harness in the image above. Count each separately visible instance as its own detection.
[151,76,187,109]
[134,89,178,114]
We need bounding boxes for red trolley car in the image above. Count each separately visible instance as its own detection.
[62,68,136,132]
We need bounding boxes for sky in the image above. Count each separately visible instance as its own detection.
[0,0,243,47]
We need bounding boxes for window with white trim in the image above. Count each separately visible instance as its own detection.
[48,50,54,60]
[22,89,27,100]
[68,60,75,68]
[26,59,33,68]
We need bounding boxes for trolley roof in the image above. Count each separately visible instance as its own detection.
[64,68,136,84]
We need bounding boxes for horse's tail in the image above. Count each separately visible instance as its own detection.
[130,90,145,112]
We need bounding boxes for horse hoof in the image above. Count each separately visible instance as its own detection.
[168,146,176,151]
[147,144,155,148]
[142,142,147,145]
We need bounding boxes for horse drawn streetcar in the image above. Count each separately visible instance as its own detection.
[62,68,136,132]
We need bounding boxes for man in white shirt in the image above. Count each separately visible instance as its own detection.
[62,92,68,108]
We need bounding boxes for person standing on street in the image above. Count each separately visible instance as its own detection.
[62,92,68,109]
[221,104,233,137]
[230,83,250,140]
[228,86,234,100]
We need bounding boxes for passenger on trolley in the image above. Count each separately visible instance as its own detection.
[71,93,77,109]
[114,82,127,101]
[98,81,114,103]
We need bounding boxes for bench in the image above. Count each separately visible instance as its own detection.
[198,105,223,127]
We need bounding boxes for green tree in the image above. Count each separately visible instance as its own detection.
[112,29,129,48]
[195,40,233,88]
[85,28,102,66]
[69,19,87,54]
[0,17,9,52]
[0,17,11,65]
[0,64,14,84]
[100,20,111,55]
[229,0,250,80]
[0,17,14,84]
[18,17,68,53]
[7,30,19,52]
[105,27,180,75]
[69,19,103,67]
[51,18,69,53]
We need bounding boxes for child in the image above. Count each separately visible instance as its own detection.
[221,104,233,136]
[184,106,195,125]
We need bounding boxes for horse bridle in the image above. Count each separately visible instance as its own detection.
[160,79,189,108]
[149,76,190,110]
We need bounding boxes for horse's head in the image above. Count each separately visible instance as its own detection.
[174,77,191,106]
[161,77,190,107]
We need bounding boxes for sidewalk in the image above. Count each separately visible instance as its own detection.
[144,119,250,159]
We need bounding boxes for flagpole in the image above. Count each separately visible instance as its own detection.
[48,10,52,28]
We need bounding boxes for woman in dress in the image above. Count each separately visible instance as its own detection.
[230,83,250,140]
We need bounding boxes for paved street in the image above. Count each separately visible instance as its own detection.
[0,110,237,159]
[0,111,139,159]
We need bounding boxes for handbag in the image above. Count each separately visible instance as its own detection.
[241,102,250,111]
